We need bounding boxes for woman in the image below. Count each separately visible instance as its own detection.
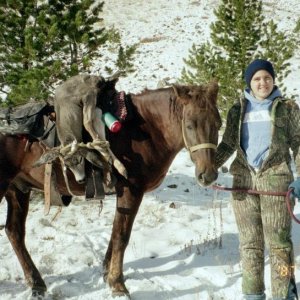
[216,59,300,300]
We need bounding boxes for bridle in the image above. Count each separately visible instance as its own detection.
[181,108,217,153]
[171,85,218,153]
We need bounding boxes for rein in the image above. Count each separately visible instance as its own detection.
[212,184,300,224]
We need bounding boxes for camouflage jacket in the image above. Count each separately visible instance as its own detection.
[216,96,300,177]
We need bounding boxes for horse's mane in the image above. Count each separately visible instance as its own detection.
[135,84,218,109]
[134,86,171,96]
[132,83,220,123]
[132,86,180,117]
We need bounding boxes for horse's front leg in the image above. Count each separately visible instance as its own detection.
[103,186,143,297]
[0,181,9,202]
[5,184,47,297]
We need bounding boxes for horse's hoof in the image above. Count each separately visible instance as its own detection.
[103,272,108,283]
[112,290,131,299]
[30,289,45,299]
[110,281,130,299]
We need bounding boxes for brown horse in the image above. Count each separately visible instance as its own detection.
[0,81,221,298]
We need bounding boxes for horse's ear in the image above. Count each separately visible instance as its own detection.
[207,79,219,104]
[172,85,191,104]
[172,84,180,98]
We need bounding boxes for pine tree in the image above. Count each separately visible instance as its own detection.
[294,18,300,48]
[181,0,297,119]
[0,0,136,106]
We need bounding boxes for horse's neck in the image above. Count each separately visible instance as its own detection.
[134,94,184,152]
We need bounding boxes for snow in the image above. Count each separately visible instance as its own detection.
[1,1,300,299]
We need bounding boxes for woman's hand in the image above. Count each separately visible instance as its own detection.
[289,177,300,198]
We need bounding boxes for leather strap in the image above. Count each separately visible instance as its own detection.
[189,143,217,152]
[44,163,52,215]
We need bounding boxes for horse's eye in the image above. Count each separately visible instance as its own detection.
[186,124,193,130]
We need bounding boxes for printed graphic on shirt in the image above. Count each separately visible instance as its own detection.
[243,110,271,123]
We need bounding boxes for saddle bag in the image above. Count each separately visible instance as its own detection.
[0,102,52,139]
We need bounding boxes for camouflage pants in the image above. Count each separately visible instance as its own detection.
[231,169,295,298]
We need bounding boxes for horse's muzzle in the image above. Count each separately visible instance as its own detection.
[196,169,218,186]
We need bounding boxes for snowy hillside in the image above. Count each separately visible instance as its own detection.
[101,0,300,98]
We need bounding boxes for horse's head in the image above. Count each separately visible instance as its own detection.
[173,80,221,186]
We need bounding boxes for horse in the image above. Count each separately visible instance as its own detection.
[0,80,221,298]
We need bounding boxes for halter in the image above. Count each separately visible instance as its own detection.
[181,111,217,153]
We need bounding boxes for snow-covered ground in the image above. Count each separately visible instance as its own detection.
[1,1,300,299]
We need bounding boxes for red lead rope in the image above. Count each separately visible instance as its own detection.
[212,185,300,224]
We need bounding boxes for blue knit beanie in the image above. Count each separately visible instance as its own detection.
[244,59,275,88]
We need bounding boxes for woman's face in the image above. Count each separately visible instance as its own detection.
[250,70,274,100]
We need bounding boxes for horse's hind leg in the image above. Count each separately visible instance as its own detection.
[5,185,47,296]
[103,187,143,297]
